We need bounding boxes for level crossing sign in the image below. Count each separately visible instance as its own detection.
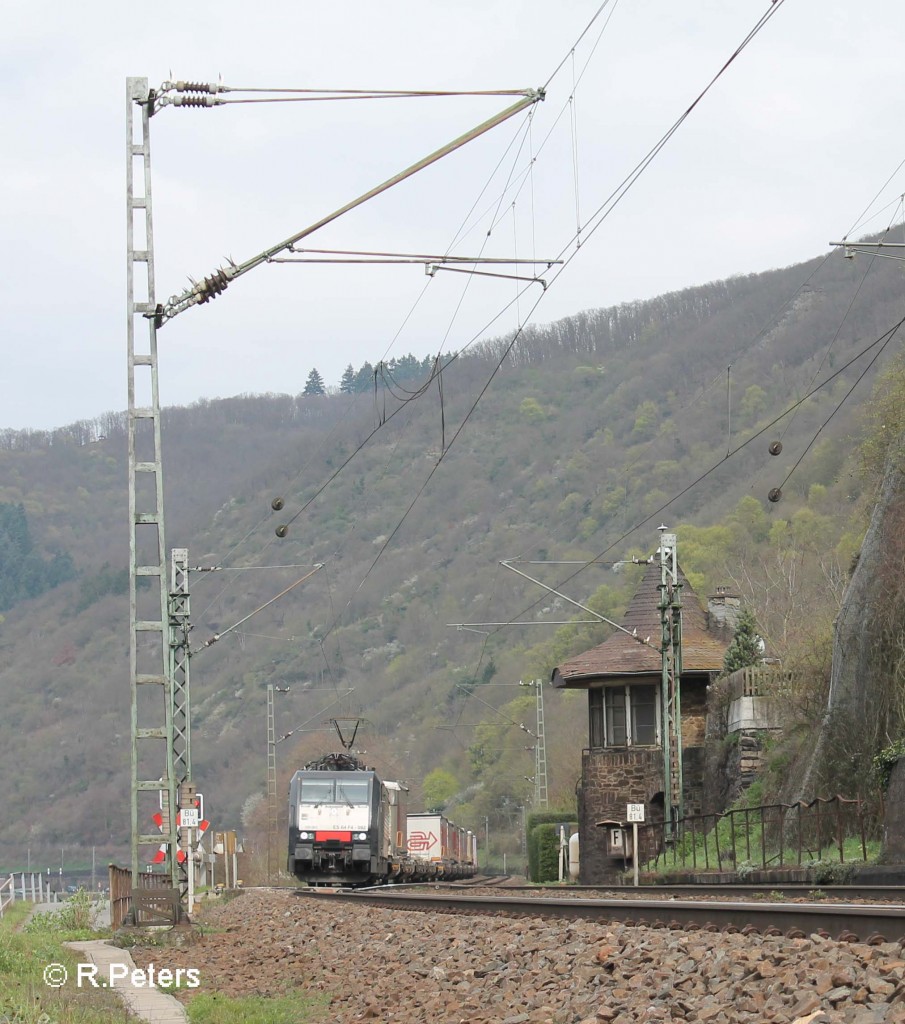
[626,803,645,822]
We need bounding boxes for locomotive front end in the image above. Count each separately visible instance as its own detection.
[288,770,379,885]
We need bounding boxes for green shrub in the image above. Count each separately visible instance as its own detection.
[527,820,576,882]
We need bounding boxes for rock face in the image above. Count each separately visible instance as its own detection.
[799,439,905,804]
[826,440,905,720]
[884,759,905,862]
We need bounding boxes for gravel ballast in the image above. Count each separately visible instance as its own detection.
[130,889,905,1023]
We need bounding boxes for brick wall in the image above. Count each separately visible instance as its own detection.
[681,682,708,747]
[578,712,711,881]
[575,679,717,882]
[579,748,663,883]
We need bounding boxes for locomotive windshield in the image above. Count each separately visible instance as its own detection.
[298,777,370,805]
[336,780,369,804]
[300,779,334,804]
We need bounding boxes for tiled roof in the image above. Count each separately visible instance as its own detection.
[552,562,729,686]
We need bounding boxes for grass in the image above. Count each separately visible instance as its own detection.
[185,992,328,1023]
[0,894,132,1024]
[24,891,104,942]
[641,817,882,879]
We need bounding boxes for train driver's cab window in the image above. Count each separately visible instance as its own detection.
[300,779,334,804]
[589,685,658,748]
[335,780,369,805]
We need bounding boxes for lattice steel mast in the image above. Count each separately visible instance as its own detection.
[169,548,193,896]
[266,684,280,881]
[126,78,179,885]
[533,680,549,809]
[657,528,683,831]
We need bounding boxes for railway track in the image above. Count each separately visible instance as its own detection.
[450,881,905,902]
[298,886,905,943]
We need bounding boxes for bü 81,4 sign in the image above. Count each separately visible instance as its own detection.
[626,804,645,823]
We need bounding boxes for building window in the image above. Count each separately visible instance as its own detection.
[589,685,659,748]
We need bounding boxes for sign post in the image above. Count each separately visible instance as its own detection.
[626,804,645,888]
[180,807,199,913]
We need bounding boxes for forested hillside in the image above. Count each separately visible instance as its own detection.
[1,238,902,870]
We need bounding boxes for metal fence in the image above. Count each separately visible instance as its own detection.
[636,795,868,874]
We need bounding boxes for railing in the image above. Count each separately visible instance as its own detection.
[636,795,868,874]
[724,665,804,700]
[0,874,13,919]
[109,863,177,929]
[16,872,55,902]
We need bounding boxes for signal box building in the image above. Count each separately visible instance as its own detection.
[552,563,732,883]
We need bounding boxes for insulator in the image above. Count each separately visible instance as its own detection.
[768,440,783,456]
[173,94,220,108]
[193,267,233,304]
[175,81,218,93]
[768,487,782,503]
[271,497,285,511]
[275,525,288,538]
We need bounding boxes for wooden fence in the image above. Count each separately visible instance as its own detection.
[108,863,179,929]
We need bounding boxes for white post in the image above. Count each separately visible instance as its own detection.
[186,826,194,914]
[632,823,640,888]
[232,851,237,888]
[9,874,14,903]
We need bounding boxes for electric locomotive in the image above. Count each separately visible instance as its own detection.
[288,751,478,886]
[287,752,399,886]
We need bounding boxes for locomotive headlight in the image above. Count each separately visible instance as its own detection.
[357,832,368,841]
[299,831,310,840]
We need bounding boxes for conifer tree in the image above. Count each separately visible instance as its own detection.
[722,609,763,674]
[354,361,375,394]
[339,364,355,394]
[303,368,326,396]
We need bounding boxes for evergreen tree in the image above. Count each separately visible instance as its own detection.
[303,368,325,396]
[339,364,355,394]
[0,503,75,611]
[354,361,375,394]
[722,609,763,674]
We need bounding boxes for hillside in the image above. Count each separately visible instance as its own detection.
[1,239,902,870]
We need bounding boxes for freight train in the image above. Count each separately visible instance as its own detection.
[287,753,477,886]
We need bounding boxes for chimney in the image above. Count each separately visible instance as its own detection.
[707,585,741,634]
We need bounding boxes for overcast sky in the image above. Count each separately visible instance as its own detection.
[4,0,905,430]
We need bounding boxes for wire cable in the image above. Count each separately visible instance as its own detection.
[478,310,905,645]
[309,2,791,685]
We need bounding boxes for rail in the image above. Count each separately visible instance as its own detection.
[634,795,868,874]
[305,888,905,943]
